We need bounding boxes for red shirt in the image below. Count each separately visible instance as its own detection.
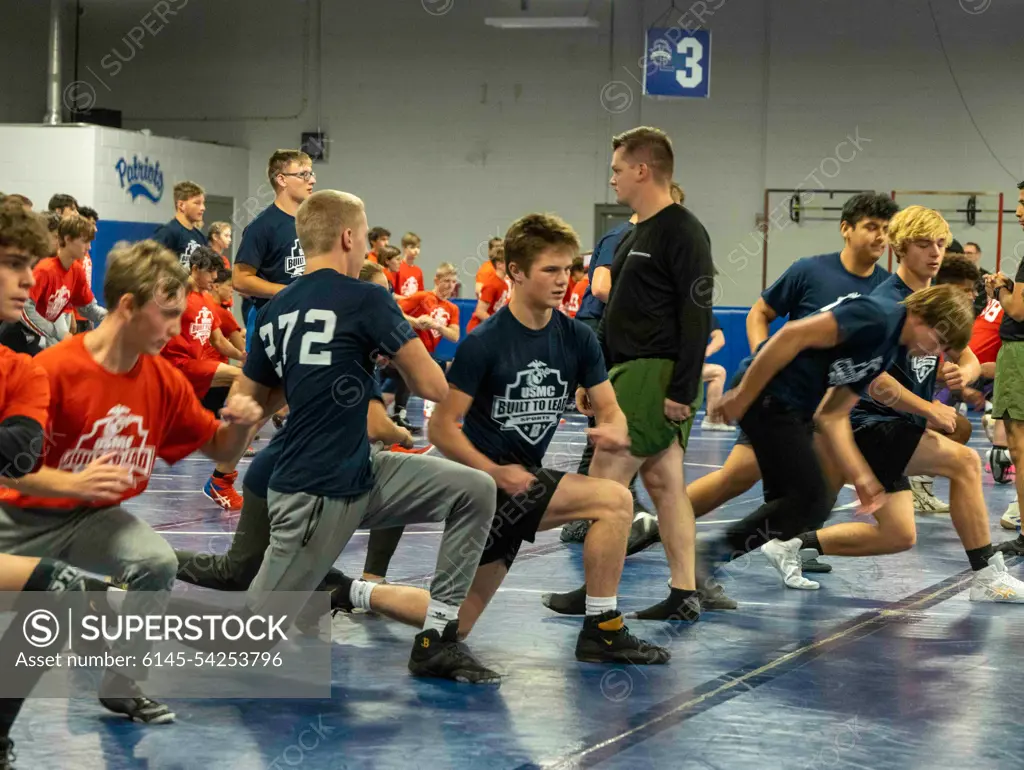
[26,257,94,324]
[204,304,241,363]
[467,273,511,333]
[396,262,425,297]
[566,277,589,318]
[970,298,1004,365]
[162,290,222,366]
[0,335,219,510]
[0,345,50,427]
[475,261,497,294]
[397,291,458,353]
[74,255,95,323]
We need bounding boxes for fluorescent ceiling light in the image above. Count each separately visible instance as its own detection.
[485,16,599,29]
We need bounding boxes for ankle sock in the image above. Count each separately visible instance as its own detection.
[798,531,822,556]
[23,558,84,593]
[967,544,995,571]
[422,599,458,635]
[349,578,376,611]
[633,587,699,621]
[584,595,616,617]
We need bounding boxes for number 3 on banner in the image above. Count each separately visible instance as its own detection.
[676,38,704,88]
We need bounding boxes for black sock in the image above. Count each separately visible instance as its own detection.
[994,444,1008,450]
[798,531,822,556]
[967,543,995,571]
[212,470,227,480]
[542,584,586,615]
[330,572,355,611]
[633,587,700,621]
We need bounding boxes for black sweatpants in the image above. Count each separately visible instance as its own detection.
[724,394,832,555]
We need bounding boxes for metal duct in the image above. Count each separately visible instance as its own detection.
[44,0,63,125]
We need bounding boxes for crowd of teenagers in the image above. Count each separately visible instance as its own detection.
[1,126,1024,768]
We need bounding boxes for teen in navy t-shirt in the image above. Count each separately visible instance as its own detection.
[152,218,208,269]
[429,212,669,666]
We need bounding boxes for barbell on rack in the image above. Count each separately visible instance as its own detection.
[787,191,1016,225]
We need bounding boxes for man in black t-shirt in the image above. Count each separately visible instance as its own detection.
[429,213,669,665]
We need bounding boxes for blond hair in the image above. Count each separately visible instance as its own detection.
[207,221,231,241]
[104,239,187,311]
[401,232,421,249]
[268,149,313,191]
[173,181,204,204]
[888,206,952,261]
[359,260,384,282]
[295,190,365,258]
[435,261,457,279]
[670,181,685,205]
[504,213,580,276]
[902,283,974,351]
[612,126,674,183]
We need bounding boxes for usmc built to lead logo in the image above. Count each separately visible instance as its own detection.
[491,360,568,446]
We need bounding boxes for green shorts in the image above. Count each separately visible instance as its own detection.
[609,358,703,458]
[993,341,1024,421]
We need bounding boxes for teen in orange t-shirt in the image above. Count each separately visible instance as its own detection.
[467,254,510,333]
[160,246,248,510]
[565,276,589,318]
[397,262,460,356]
[22,214,106,349]
[203,269,245,363]
[380,246,402,293]
[366,226,391,264]
[0,238,261,726]
[474,237,504,297]
[560,257,587,316]
[396,232,425,297]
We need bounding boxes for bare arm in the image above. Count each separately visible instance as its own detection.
[211,328,246,361]
[705,328,725,358]
[428,387,501,476]
[198,375,267,462]
[472,299,490,322]
[367,399,411,446]
[437,323,459,344]
[815,386,879,492]
[591,266,612,303]
[232,262,286,301]
[390,338,448,403]
[745,297,778,354]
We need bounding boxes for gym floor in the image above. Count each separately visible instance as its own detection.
[12,404,1024,769]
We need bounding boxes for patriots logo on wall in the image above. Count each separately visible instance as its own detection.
[115,155,164,203]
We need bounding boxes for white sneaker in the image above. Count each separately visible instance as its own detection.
[969,552,1024,602]
[700,419,736,432]
[1000,500,1020,531]
[761,538,820,590]
[910,476,950,515]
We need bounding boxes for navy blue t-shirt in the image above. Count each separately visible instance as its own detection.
[447,307,607,469]
[735,294,906,417]
[762,251,889,322]
[851,275,937,428]
[152,219,208,270]
[244,270,415,498]
[577,221,633,322]
[243,385,384,498]
[236,204,305,317]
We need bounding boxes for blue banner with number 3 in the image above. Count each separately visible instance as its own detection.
[643,28,711,98]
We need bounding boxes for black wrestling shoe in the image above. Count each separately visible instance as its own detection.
[559,519,591,543]
[541,584,586,615]
[800,554,832,573]
[995,535,1024,557]
[409,622,501,685]
[626,512,661,556]
[0,737,15,770]
[393,415,421,435]
[697,579,737,610]
[99,677,175,725]
[575,611,670,665]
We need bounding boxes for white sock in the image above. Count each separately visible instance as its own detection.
[398,407,407,420]
[349,579,377,611]
[423,598,459,634]
[585,595,617,617]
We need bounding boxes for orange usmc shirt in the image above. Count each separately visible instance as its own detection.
[162,290,222,366]
[0,335,219,510]
[0,345,50,427]
[467,273,511,333]
[27,257,94,323]
[566,277,589,318]
[398,291,458,354]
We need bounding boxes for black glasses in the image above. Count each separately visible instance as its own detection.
[280,171,316,182]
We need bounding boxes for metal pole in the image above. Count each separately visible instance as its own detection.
[997,192,1004,273]
[43,0,63,125]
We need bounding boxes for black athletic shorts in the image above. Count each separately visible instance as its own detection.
[852,419,925,493]
[201,386,230,414]
[480,468,566,569]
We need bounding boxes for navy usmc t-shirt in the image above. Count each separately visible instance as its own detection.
[447,307,607,469]
[734,294,906,418]
[244,270,415,498]
[152,219,208,270]
[235,204,306,317]
[762,251,889,322]
[851,275,937,428]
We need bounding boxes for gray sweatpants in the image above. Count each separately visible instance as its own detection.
[0,503,178,680]
[249,450,495,615]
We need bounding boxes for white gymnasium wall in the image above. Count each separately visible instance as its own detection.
[0,126,97,209]
[1,0,1022,304]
